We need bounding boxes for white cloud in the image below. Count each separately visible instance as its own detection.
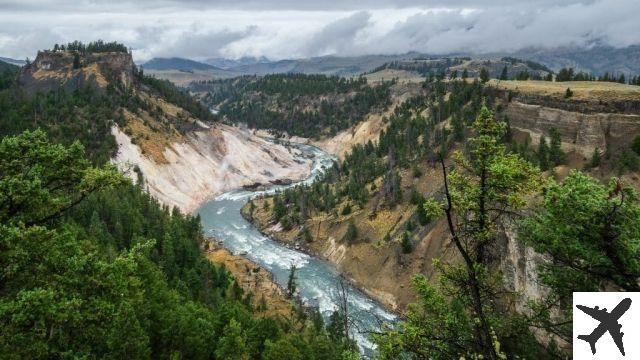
[0,0,637,61]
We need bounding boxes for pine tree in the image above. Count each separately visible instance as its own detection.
[548,127,567,166]
[287,264,297,298]
[564,87,573,98]
[479,68,490,83]
[537,136,550,171]
[499,65,508,80]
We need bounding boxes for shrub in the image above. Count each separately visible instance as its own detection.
[342,221,358,244]
[401,232,413,254]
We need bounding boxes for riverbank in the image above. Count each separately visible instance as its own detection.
[202,237,294,318]
[240,197,433,315]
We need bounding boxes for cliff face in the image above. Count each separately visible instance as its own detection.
[504,101,640,158]
[19,50,134,94]
[112,123,312,213]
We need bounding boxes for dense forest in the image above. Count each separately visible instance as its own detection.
[0,47,358,359]
[262,74,640,358]
[192,74,393,138]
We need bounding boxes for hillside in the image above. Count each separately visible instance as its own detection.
[243,73,640,357]
[4,46,319,213]
[0,41,360,359]
[192,74,395,138]
[142,57,223,71]
[514,45,640,75]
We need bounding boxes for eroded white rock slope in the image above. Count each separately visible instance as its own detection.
[112,123,312,213]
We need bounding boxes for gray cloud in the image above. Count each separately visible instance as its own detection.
[0,0,637,61]
[304,11,371,56]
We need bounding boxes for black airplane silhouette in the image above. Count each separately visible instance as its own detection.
[576,298,632,356]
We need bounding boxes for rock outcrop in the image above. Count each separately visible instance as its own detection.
[112,123,312,213]
[19,50,134,94]
[505,101,640,158]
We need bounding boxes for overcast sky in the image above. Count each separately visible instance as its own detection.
[0,0,638,62]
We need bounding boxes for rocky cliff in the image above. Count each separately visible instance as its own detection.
[112,123,312,213]
[19,50,134,94]
[504,101,640,158]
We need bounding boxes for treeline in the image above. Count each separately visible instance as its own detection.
[194,73,393,138]
[138,69,216,122]
[0,65,214,164]
[51,40,129,54]
[556,67,639,84]
[0,61,18,90]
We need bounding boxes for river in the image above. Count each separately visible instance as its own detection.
[197,142,396,356]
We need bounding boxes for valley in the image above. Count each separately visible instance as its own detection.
[2,34,640,359]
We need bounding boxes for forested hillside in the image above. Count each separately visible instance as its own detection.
[0,42,358,359]
[192,74,393,138]
[247,73,640,358]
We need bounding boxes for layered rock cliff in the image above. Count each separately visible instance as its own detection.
[19,50,134,94]
[504,101,640,158]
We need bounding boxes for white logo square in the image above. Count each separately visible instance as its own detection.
[573,292,640,359]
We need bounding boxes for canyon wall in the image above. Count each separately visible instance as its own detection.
[112,123,312,213]
[504,101,640,158]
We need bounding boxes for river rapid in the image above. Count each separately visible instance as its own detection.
[197,142,396,355]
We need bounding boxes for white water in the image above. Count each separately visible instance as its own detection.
[197,143,396,356]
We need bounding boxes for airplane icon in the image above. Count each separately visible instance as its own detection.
[576,298,632,356]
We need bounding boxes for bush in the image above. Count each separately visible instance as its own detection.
[632,135,640,156]
[584,147,601,170]
[342,221,358,244]
[618,150,640,172]
[341,203,352,216]
[564,87,573,98]
[401,232,413,254]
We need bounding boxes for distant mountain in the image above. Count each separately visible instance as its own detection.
[141,57,221,71]
[0,56,26,66]
[205,56,272,70]
[230,53,420,76]
[512,45,640,76]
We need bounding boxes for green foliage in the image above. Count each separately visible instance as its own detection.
[522,171,640,293]
[564,87,573,98]
[0,130,124,227]
[548,127,567,166]
[499,65,508,80]
[479,68,490,83]
[287,265,298,298]
[585,147,602,169]
[618,149,640,172]
[140,75,215,122]
[382,105,543,359]
[520,171,640,341]
[342,220,359,244]
[215,319,249,360]
[73,52,81,69]
[0,60,19,90]
[54,40,129,54]
[0,130,356,359]
[632,135,640,155]
[195,74,392,137]
[401,232,413,254]
[537,136,550,171]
